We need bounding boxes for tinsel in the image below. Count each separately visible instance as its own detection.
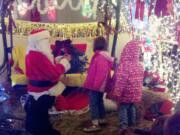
[11,20,105,38]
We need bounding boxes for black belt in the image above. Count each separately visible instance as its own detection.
[29,80,57,87]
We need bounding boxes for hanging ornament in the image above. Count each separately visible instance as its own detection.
[29,0,41,22]
[135,0,145,21]
[155,0,165,17]
[82,0,93,19]
[30,7,41,22]
[47,0,57,22]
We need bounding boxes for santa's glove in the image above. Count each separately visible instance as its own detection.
[55,56,64,63]
[59,58,71,72]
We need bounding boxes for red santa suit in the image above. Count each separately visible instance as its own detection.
[26,29,70,100]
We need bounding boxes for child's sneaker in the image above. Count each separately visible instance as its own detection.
[83,120,101,132]
[83,124,101,132]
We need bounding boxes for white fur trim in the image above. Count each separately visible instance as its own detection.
[59,58,71,72]
[28,91,49,100]
[28,30,50,42]
[28,81,65,100]
[48,81,66,96]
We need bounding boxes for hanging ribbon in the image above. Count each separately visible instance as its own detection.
[135,0,145,21]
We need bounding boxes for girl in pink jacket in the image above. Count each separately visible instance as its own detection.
[83,37,114,132]
[108,40,144,134]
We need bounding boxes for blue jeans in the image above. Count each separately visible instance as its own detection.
[89,91,106,120]
[118,103,136,129]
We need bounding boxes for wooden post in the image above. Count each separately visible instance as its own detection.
[0,0,14,82]
[0,0,8,70]
[111,0,121,57]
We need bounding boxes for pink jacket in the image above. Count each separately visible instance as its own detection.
[108,40,144,103]
[84,51,114,92]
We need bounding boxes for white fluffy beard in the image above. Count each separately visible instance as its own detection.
[27,38,54,63]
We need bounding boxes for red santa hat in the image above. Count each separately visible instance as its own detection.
[28,28,50,42]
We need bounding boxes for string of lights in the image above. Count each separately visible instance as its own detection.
[132,0,180,103]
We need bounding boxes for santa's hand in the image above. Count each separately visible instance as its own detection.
[58,58,71,72]
[64,54,72,61]
[55,56,64,63]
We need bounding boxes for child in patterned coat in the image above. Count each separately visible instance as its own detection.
[108,40,144,134]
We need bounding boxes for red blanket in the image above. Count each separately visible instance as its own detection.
[55,91,89,111]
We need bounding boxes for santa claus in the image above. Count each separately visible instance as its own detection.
[25,29,71,135]
[26,28,71,99]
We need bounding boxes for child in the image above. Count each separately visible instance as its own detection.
[83,36,114,132]
[164,111,180,135]
[108,40,144,134]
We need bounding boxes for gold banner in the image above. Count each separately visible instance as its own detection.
[11,20,105,39]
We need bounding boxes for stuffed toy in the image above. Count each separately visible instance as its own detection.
[135,88,172,123]
[144,99,173,120]
[143,71,166,92]
[134,115,170,135]
[52,39,88,74]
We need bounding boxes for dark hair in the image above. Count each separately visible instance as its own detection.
[164,112,180,135]
[93,36,108,52]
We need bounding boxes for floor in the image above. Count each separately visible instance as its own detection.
[2,58,179,135]
[0,81,153,135]
[53,113,152,135]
